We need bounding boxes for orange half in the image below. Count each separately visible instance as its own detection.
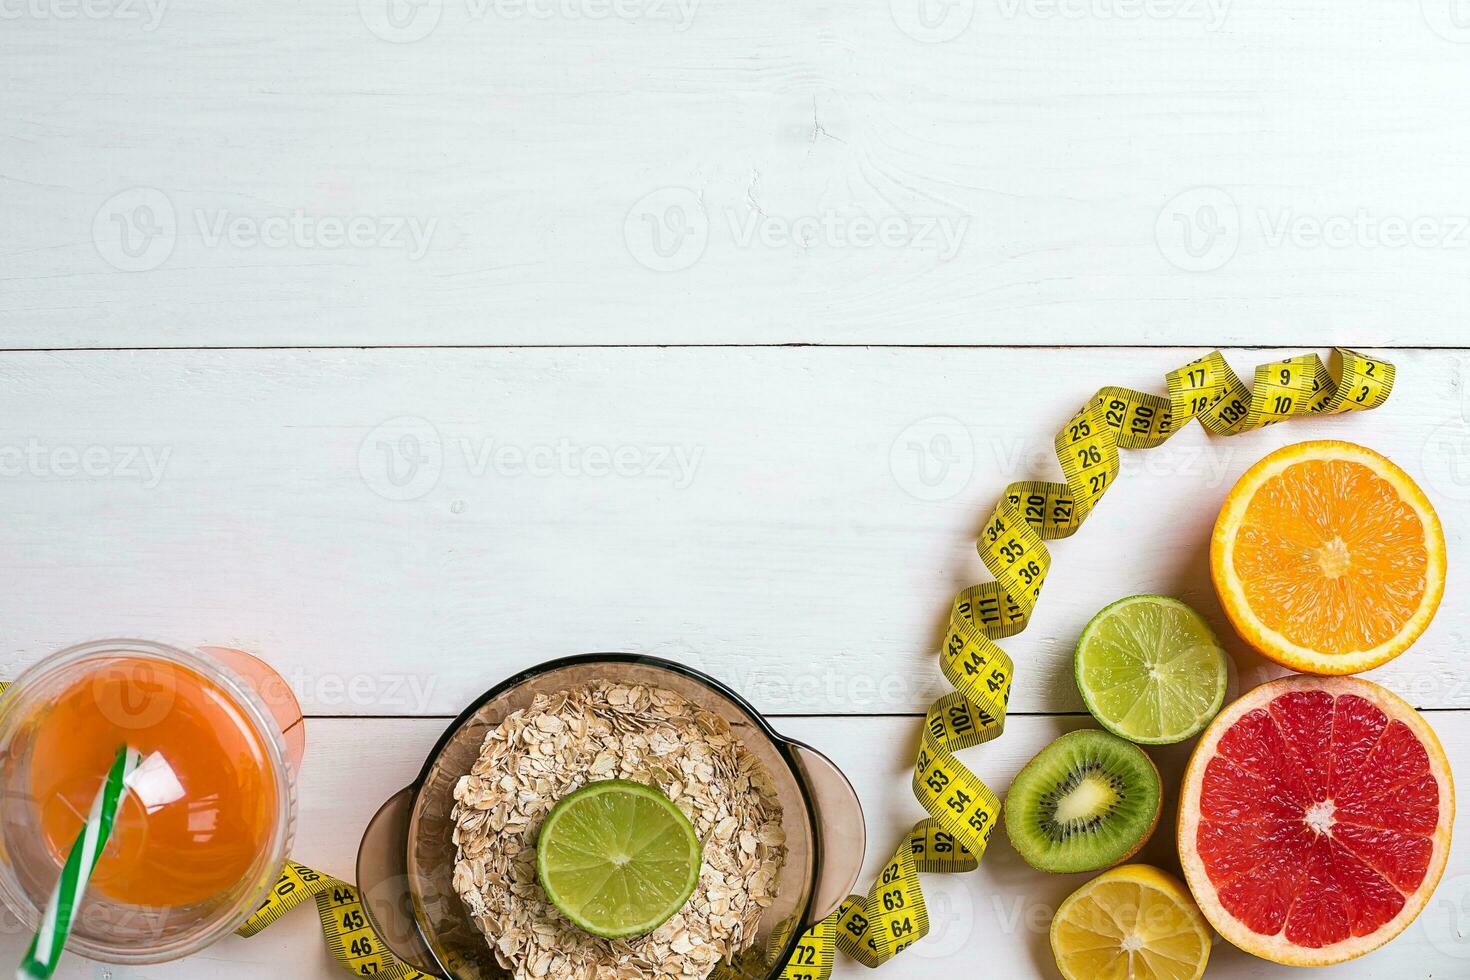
[1211,440,1444,675]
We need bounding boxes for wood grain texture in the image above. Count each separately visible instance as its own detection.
[2,712,1463,978]
[4,1,1470,347]
[1,346,1464,715]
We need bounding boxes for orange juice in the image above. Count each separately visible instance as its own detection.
[30,657,279,907]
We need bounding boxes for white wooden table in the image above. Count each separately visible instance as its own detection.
[3,2,1470,977]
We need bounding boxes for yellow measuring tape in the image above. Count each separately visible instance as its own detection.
[0,347,1396,978]
[237,862,436,978]
[777,347,1395,975]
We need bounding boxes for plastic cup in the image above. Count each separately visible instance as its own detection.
[0,640,303,964]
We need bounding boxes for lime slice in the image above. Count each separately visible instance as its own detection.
[536,779,703,939]
[1075,595,1229,745]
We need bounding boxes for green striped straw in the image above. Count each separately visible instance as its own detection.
[17,745,141,980]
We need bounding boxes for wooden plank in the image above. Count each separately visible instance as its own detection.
[1,346,1465,714]
[3,2,1470,347]
[3,712,1463,977]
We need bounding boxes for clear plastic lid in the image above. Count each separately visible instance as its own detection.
[0,640,299,964]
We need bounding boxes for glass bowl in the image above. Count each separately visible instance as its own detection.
[357,653,866,979]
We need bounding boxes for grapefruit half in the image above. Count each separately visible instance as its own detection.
[1211,440,1445,675]
[1178,675,1454,965]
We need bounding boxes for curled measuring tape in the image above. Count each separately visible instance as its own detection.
[237,862,436,978]
[779,347,1395,975]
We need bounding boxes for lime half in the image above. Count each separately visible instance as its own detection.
[1075,595,1229,745]
[536,780,703,939]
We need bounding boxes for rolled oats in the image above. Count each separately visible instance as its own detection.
[451,684,787,980]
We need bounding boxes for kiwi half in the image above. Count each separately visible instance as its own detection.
[1003,729,1161,874]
